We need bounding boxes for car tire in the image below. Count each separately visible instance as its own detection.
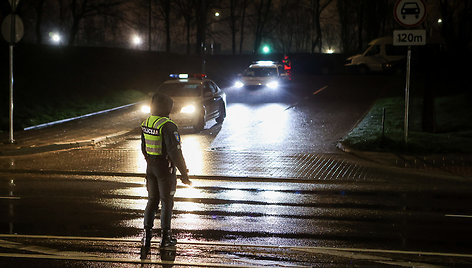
[216,103,226,124]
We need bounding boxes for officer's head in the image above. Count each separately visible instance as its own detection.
[151,92,173,116]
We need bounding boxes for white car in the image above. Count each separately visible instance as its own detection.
[143,74,226,131]
[344,37,406,73]
[234,61,288,89]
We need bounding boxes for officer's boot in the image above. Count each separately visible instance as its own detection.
[142,228,152,248]
[160,229,177,248]
[140,229,152,259]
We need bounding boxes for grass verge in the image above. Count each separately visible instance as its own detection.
[1,89,146,131]
[340,94,472,154]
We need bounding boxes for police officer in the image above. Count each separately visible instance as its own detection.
[141,92,191,249]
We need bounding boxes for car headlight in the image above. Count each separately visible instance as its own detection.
[266,80,279,89]
[141,104,151,114]
[234,81,244,88]
[181,105,196,114]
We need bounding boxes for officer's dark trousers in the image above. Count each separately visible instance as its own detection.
[144,159,177,231]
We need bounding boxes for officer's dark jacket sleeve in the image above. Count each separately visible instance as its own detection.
[141,132,147,159]
[161,122,189,176]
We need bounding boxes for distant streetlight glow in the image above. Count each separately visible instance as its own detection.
[437,18,442,24]
[49,32,62,44]
[214,12,220,17]
[326,48,335,54]
[132,35,142,46]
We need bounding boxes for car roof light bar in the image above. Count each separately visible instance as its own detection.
[255,60,275,66]
[169,73,206,79]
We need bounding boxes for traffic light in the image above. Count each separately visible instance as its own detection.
[262,45,270,54]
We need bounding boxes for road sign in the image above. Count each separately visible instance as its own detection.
[1,14,24,43]
[393,29,426,46]
[8,0,20,11]
[394,0,426,27]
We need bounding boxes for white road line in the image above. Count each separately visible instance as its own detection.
[0,196,20,200]
[0,252,307,268]
[1,234,471,259]
[0,239,96,257]
[445,214,472,218]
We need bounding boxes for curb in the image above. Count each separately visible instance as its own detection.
[337,142,472,179]
[23,102,141,131]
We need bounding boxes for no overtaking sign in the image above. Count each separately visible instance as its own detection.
[394,0,426,27]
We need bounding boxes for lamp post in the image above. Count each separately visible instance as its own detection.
[1,0,23,144]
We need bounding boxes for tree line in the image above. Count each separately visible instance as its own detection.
[1,0,471,55]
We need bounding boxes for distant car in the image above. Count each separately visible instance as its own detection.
[143,74,226,131]
[234,61,289,89]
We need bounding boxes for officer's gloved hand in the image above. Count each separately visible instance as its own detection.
[180,173,192,186]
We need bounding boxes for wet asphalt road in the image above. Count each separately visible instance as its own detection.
[0,74,471,267]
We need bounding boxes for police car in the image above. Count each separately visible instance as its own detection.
[142,74,226,131]
[234,61,288,89]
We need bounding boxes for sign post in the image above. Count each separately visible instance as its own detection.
[393,0,426,144]
[1,0,23,144]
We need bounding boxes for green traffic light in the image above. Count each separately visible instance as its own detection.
[262,45,270,54]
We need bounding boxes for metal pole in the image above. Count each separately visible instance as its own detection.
[8,12,16,144]
[148,0,151,51]
[9,45,14,143]
[404,46,411,144]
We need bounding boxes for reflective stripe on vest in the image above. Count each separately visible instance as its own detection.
[141,116,173,156]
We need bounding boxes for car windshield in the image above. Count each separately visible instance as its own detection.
[243,67,277,77]
[158,82,201,97]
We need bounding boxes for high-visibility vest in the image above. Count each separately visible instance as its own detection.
[141,116,174,156]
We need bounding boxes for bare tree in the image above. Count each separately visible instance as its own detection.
[252,0,272,54]
[34,0,47,43]
[222,0,248,55]
[239,0,248,54]
[53,0,126,46]
[195,0,211,54]
[310,0,333,53]
[155,0,172,52]
[175,0,196,54]
[228,0,238,55]
[439,0,472,55]
[273,0,298,53]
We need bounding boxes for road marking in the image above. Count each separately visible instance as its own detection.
[312,85,328,95]
[1,234,471,259]
[0,239,97,257]
[0,252,306,268]
[0,196,20,200]
[286,85,329,110]
[445,214,472,218]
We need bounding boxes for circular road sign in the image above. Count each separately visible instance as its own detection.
[1,14,24,43]
[394,0,426,27]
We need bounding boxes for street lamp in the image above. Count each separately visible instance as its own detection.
[49,32,62,45]
[132,35,142,46]
[214,11,220,17]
